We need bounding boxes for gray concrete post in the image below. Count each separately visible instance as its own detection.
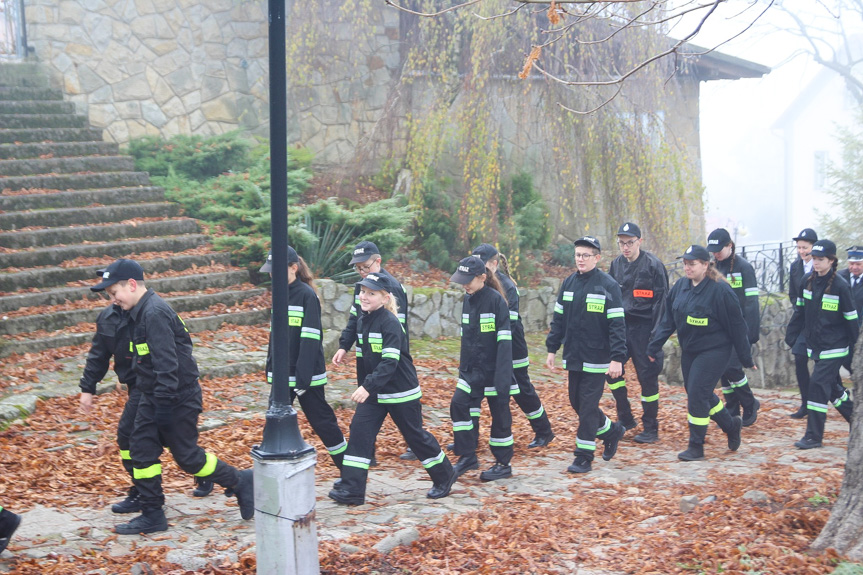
[253,451,320,574]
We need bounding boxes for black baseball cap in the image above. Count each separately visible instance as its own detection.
[471,243,499,263]
[616,222,641,238]
[811,239,837,259]
[259,247,299,273]
[793,228,817,242]
[678,245,711,261]
[450,256,487,285]
[706,228,732,253]
[90,259,145,292]
[574,236,601,251]
[358,272,395,293]
[349,241,381,265]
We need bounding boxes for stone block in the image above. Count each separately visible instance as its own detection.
[201,75,228,101]
[76,64,107,93]
[64,72,81,95]
[58,1,86,24]
[205,42,227,59]
[116,100,142,119]
[134,0,157,16]
[105,120,129,143]
[167,67,199,96]
[65,42,94,57]
[201,95,238,123]
[189,109,206,131]
[162,95,186,118]
[88,103,119,127]
[142,101,169,127]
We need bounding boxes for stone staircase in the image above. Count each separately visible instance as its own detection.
[0,62,270,361]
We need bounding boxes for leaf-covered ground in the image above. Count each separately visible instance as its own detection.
[0,333,854,574]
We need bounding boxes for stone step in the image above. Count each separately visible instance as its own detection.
[0,218,199,249]
[0,141,119,160]
[0,170,150,191]
[0,252,232,293]
[0,64,53,89]
[0,234,210,269]
[0,101,76,115]
[0,286,263,336]
[0,127,103,144]
[0,86,63,101]
[0,202,180,231]
[0,309,270,358]
[0,155,136,177]
[0,186,164,211]
[0,114,90,130]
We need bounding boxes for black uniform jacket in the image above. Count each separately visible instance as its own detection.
[265,279,328,389]
[785,271,859,362]
[339,267,408,351]
[608,249,668,326]
[458,285,513,397]
[648,276,754,367]
[128,289,199,406]
[789,257,809,305]
[838,268,863,325]
[546,267,627,373]
[356,306,421,404]
[715,254,761,344]
[80,304,136,394]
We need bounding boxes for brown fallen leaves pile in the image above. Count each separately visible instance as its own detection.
[0,339,850,574]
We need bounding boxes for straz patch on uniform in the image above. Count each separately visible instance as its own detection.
[368,333,383,353]
[822,295,839,312]
[633,289,653,298]
[686,316,708,326]
[288,306,304,326]
[289,317,302,326]
[480,314,496,332]
[585,293,606,313]
[728,274,743,289]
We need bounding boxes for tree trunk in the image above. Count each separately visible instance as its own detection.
[812,345,863,558]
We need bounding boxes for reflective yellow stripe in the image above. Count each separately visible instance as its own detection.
[688,413,709,426]
[194,452,218,477]
[120,449,131,461]
[709,402,724,416]
[133,463,162,479]
[135,343,150,356]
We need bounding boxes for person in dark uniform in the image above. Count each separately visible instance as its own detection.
[332,240,413,461]
[0,506,21,554]
[605,222,668,444]
[449,256,515,482]
[785,240,858,449]
[706,228,761,427]
[328,272,457,505]
[647,245,752,461]
[80,295,213,515]
[261,248,347,469]
[471,243,555,448]
[546,236,627,474]
[838,246,863,325]
[788,228,817,418]
[91,259,254,535]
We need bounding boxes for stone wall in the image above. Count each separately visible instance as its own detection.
[316,278,797,390]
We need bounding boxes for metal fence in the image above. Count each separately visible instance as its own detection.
[665,240,797,298]
[0,0,26,59]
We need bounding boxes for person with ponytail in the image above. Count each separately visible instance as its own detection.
[328,272,456,505]
[471,243,555,449]
[647,245,755,461]
[262,248,347,469]
[706,228,761,426]
[546,236,627,474]
[785,239,858,449]
[449,255,516,482]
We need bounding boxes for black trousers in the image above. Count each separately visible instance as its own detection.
[270,386,346,468]
[117,384,141,481]
[339,400,453,496]
[803,357,854,442]
[792,333,810,406]
[569,370,616,462]
[680,347,736,445]
[720,348,757,415]
[131,386,239,512]
[510,329,552,436]
[450,373,513,465]
[606,318,662,429]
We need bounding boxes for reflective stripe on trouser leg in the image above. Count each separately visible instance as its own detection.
[512,366,552,436]
[487,394,513,465]
[296,386,347,468]
[340,401,389,496]
[389,400,454,486]
[569,370,607,462]
[450,386,480,457]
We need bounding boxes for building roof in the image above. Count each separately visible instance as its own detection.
[677,44,771,81]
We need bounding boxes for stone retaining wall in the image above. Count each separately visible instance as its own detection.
[316,279,797,390]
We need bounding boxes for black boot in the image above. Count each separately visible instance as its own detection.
[193,478,214,497]
[742,399,760,427]
[601,422,625,461]
[796,410,826,449]
[678,443,704,461]
[790,404,808,419]
[232,469,255,520]
[111,486,142,514]
[611,384,637,430]
[114,508,168,535]
[635,401,660,444]
[712,407,742,452]
[0,508,21,553]
[453,453,479,477]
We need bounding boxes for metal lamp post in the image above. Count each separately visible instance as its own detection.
[250,0,320,572]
